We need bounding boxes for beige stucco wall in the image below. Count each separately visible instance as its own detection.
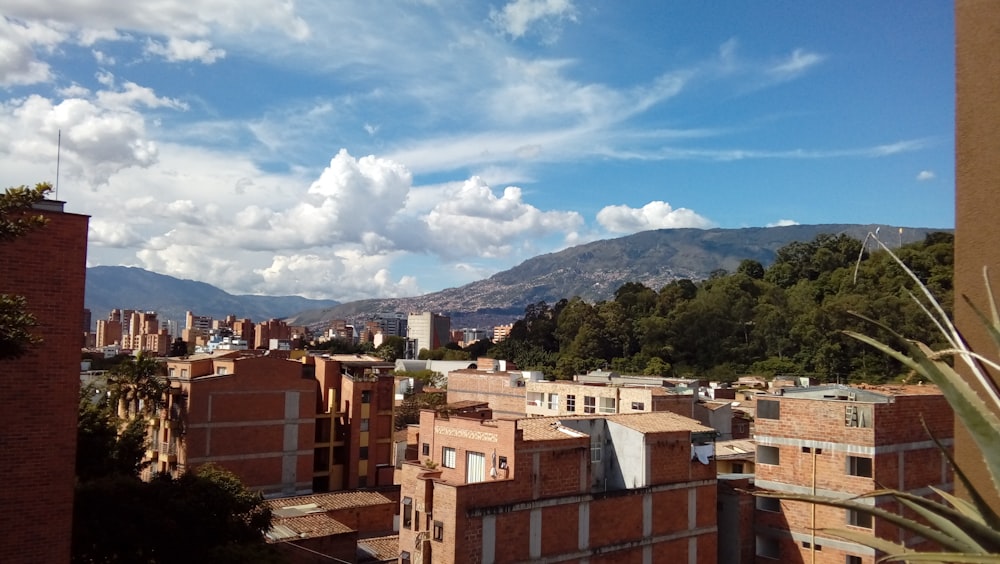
[955,0,1000,507]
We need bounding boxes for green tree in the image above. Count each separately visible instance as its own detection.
[0,182,52,359]
[76,384,148,482]
[375,335,406,362]
[108,352,167,420]
[72,465,277,564]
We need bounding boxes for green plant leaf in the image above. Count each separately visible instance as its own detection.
[844,326,1000,497]
[756,490,972,552]
[816,527,912,557]
[881,554,1000,563]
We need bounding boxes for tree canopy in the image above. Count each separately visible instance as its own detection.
[0,182,51,360]
[488,232,953,383]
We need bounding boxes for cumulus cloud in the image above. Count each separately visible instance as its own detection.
[0,94,159,185]
[0,18,65,86]
[916,170,935,181]
[145,37,225,64]
[596,201,713,234]
[491,0,578,40]
[422,176,584,257]
[766,219,800,227]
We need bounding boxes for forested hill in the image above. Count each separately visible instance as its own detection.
[288,224,946,328]
[485,232,954,383]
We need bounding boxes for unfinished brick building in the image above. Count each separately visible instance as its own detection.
[753,384,953,563]
[399,409,719,563]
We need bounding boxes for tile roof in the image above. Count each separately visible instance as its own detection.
[358,535,399,562]
[267,513,353,541]
[266,490,395,512]
[517,411,714,440]
[603,412,715,434]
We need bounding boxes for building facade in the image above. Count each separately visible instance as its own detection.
[158,352,318,496]
[312,354,396,491]
[753,385,953,563]
[398,410,718,563]
[0,199,89,563]
[407,312,451,356]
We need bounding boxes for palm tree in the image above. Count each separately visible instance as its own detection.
[108,352,167,421]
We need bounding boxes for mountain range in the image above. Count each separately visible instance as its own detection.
[86,224,948,331]
[85,266,339,328]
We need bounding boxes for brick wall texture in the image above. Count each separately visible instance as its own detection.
[0,206,89,563]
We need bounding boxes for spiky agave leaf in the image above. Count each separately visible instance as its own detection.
[755,491,979,553]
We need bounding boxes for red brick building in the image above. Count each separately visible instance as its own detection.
[312,354,396,491]
[0,199,89,563]
[158,351,318,496]
[399,409,718,563]
[753,384,953,563]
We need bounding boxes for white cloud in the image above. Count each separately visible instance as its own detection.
[596,201,713,234]
[769,48,825,78]
[0,18,66,86]
[422,176,584,257]
[491,0,578,40]
[145,37,225,64]
[916,170,935,181]
[766,219,799,227]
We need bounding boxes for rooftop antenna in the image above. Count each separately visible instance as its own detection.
[55,129,61,200]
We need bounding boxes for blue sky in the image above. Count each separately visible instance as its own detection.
[0,1,953,302]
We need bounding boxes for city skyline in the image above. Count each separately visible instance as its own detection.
[0,2,953,301]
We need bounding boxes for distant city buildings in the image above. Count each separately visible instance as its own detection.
[407,312,451,356]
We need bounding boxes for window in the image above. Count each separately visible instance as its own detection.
[433,521,444,541]
[401,551,411,564]
[566,395,576,412]
[756,496,781,512]
[421,443,430,456]
[758,399,780,419]
[180,369,188,377]
[169,367,175,377]
[758,445,780,465]
[802,446,822,454]
[599,397,616,413]
[591,441,602,463]
[732,462,744,474]
[216,366,227,375]
[358,476,367,487]
[467,451,486,483]
[402,498,413,528]
[631,401,645,410]
[847,509,873,528]
[846,556,863,564]
[442,447,456,468]
[801,542,822,551]
[756,535,780,560]
[359,446,369,460]
[360,418,370,432]
[547,393,559,410]
[498,456,508,469]
[847,456,873,478]
[361,390,371,403]
[584,396,596,414]
[846,404,873,427]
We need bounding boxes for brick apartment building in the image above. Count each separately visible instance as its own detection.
[445,367,535,419]
[158,351,318,496]
[525,377,697,419]
[154,352,396,497]
[0,199,89,563]
[312,354,396,491]
[753,384,953,563]
[398,408,719,563]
